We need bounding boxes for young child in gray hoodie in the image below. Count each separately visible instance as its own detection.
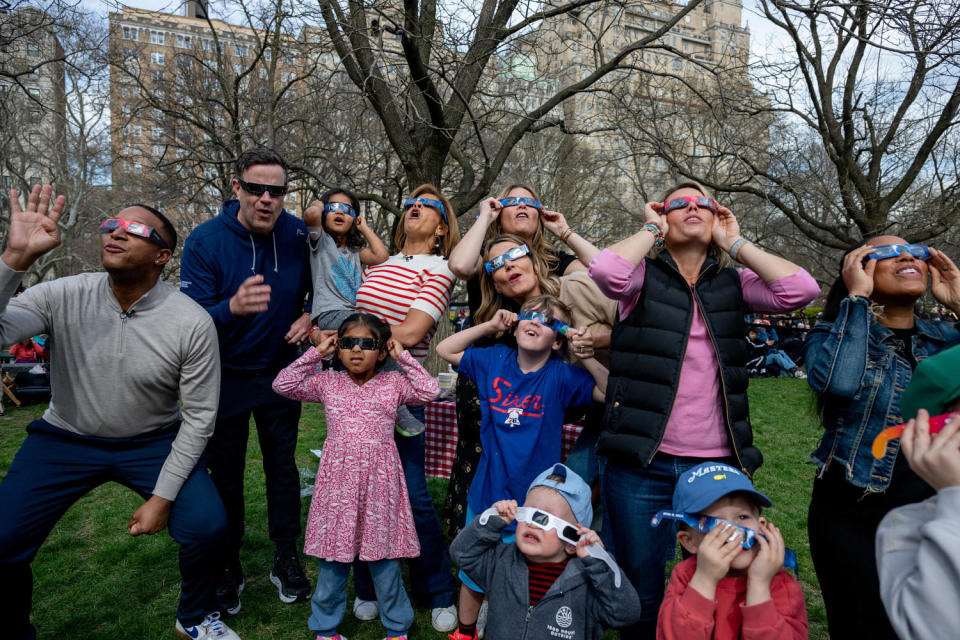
[450,463,641,640]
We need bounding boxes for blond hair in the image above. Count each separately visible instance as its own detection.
[476,234,560,324]
[393,183,461,258]
[488,183,560,274]
[656,180,732,269]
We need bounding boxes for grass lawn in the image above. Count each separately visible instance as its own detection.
[0,378,829,639]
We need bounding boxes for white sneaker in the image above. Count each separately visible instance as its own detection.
[353,598,379,621]
[477,599,489,639]
[175,612,241,639]
[431,604,457,632]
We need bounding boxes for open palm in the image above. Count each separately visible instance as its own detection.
[6,186,65,269]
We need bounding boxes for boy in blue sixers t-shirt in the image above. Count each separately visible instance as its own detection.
[437,294,608,640]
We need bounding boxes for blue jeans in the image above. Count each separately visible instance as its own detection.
[354,406,456,608]
[601,453,736,639]
[310,559,413,636]
[765,350,796,373]
[0,420,227,640]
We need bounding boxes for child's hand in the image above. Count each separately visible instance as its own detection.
[492,499,517,524]
[692,520,744,586]
[314,331,338,357]
[488,309,518,333]
[569,327,594,359]
[747,519,784,587]
[303,201,324,227]
[387,338,405,360]
[575,526,602,558]
[311,328,336,348]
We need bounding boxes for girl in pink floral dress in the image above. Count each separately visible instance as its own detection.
[272,312,440,640]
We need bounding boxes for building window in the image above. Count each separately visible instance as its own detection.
[151,70,164,83]
[150,31,164,45]
[123,26,138,40]
[176,34,191,48]
[122,142,131,154]
[133,124,142,137]
[264,49,271,61]
[27,43,41,58]
[152,144,161,157]
[122,124,130,136]
[134,143,142,155]
[122,104,132,116]
[233,63,243,76]
[151,52,165,65]
[134,162,142,173]
[234,44,248,57]
[152,107,163,120]
[152,126,163,140]
[123,47,139,60]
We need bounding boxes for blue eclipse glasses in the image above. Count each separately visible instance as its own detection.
[484,244,531,273]
[403,197,447,222]
[518,310,573,336]
[324,202,357,218]
[866,244,931,261]
[651,510,799,575]
[499,196,542,209]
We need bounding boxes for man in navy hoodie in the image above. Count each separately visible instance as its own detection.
[180,147,313,613]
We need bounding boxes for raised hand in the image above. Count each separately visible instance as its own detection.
[488,309,518,333]
[4,185,66,271]
[929,248,960,314]
[569,327,595,359]
[747,519,785,586]
[575,526,603,558]
[541,209,570,238]
[842,245,878,299]
[901,408,960,491]
[643,201,669,236]
[314,331,338,357]
[492,499,518,525]
[229,274,271,316]
[310,328,337,348]
[690,521,743,593]
[477,197,502,224]
[303,201,323,228]
[387,338,405,360]
[712,205,742,252]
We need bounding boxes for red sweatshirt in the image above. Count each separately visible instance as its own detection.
[657,556,808,640]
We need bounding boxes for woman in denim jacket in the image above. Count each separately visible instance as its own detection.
[804,235,960,639]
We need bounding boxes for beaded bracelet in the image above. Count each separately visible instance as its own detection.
[642,223,664,247]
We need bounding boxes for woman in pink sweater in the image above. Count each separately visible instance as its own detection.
[545,181,818,638]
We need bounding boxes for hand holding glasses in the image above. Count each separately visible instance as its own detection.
[478,506,622,587]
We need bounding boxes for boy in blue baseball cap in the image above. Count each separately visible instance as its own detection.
[654,462,808,640]
[450,463,640,640]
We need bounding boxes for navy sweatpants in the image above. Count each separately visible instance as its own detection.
[0,419,227,640]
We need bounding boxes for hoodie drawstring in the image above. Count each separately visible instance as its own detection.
[248,235,257,274]
[272,233,278,273]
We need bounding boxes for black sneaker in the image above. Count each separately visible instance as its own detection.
[216,561,244,616]
[269,550,311,603]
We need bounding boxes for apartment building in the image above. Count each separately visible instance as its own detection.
[108,2,326,224]
[0,6,67,192]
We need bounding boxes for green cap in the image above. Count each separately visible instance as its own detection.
[901,345,960,420]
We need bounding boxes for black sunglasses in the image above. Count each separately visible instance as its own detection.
[338,337,383,351]
[237,178,288,198]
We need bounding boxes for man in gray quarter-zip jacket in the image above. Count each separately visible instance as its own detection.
[0,186,240,640]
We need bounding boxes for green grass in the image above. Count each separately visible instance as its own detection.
[0,378,829,639]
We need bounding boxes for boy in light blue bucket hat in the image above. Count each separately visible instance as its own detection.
[450,463,640,639]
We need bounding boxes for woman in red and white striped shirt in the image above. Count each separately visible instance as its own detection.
[352,183,464,633]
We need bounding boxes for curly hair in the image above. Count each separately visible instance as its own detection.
[475,233,560,325]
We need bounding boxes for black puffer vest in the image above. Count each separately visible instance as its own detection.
[597,253,762,474]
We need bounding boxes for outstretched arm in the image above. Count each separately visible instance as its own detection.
[437,309,516,367]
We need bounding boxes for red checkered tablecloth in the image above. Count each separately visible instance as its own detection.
[424,400,584,479]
